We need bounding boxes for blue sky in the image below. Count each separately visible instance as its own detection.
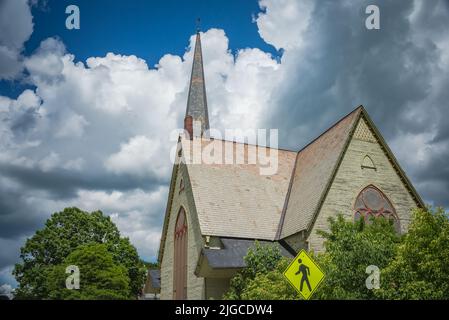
[0,0,278,98]
[1,0,449,292]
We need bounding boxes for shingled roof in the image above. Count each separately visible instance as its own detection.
[182,138,297,240]
[181,107,363,241]
[158,106,424,266]
[199,238,294,269]
[277,107,362,238]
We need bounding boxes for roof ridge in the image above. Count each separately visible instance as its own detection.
[304,107,425,235]
[276,105,364,239]
[183,106,365,155]
[184,136,297,153]
[296,105,364,155]
[303,109,363,233]
[275,149,300,240]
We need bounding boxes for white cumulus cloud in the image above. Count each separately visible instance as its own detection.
[105,135,166,178]
[0,27,284,270]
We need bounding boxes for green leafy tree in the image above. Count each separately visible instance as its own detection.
[239,258,299,300]
[46,244,130,300]
[225,215,400,300]
[223,241,283,300]
[314,215,401,299]
[13,207,145,299]
[142,261,159,269]
[376,207,449,299]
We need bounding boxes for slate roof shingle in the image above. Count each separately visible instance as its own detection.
[182,108,362,241]
[202,238,294,269]
[183,138,297,240]
[278,107,362,238]
[158,106,423,267]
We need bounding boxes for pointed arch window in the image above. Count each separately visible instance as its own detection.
[173,207,188,299]
[354,185,400,232]
[361,155,376,170]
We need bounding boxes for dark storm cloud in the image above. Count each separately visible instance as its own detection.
[263,0,449,207]
[0,242,20,269]
[0,190,44,238]
[0,163,168,200]
[270,0,432,141]
[0,159,168,243]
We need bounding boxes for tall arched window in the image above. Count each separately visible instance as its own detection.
[173,207,188,299]
[354,185,400,232]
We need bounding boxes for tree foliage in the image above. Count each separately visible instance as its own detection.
[224,208,449,300]
[230,215,400,300]
[239,258,300,300]
[223,241,283,300]
[142,261,159,269]
[314,215,400,299]
[376,207,449,299]
[46,244,131,300]
[13,207,145,299]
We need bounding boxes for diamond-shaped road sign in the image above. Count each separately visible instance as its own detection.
[283,249,325,300]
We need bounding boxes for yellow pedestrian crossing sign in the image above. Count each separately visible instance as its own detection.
[283,249,325,300]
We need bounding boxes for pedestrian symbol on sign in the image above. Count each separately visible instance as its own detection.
[283,250,325,300]
[295,258,312,292]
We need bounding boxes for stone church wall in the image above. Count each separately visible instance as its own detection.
[160,163,205,299]
[282,232,307,253]
[205,278,230,300]
[307,117,418,253]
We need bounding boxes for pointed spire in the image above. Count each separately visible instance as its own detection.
[184,29,209,139]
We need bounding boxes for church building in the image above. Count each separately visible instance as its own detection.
[154,31,423,300]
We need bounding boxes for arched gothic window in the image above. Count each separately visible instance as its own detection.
[173,207,187,299]
[354,185,400,232]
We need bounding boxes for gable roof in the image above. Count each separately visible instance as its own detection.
[184,138,297,240]
[157,137,296,264]
[277,106,424,239]
[277,107,362,238]
[158,106,424,264]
